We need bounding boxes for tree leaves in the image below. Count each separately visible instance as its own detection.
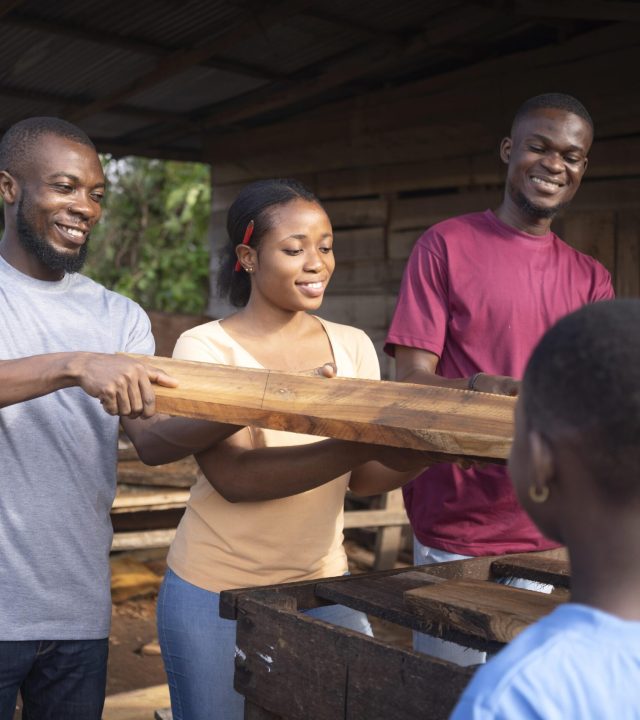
[85,156,211,314]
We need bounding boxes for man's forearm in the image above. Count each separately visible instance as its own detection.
[0,354,79,408]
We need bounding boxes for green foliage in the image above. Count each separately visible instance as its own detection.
[84,156,211,314]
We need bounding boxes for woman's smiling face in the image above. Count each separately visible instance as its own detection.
[245,199,335,313]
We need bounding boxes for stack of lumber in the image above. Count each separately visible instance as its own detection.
[112,445,199,553]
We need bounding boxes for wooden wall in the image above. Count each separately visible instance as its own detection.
[205,22,640,378]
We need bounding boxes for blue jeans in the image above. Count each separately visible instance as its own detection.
[0,638,108,720]
[158,568,372,720]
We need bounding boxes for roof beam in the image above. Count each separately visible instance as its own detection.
[4,11,281,81]
[65,0,315,123]
[91,138,201,163]
[200,21,638,168]
[135,4,496,147]
[0,83,196,126]
[472,0,640,23]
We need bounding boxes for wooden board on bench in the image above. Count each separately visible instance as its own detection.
[404,578,561,644]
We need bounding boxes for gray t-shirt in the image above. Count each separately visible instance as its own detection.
[0,255,154,639]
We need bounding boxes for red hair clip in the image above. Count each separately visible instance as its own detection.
[234,220,255,272]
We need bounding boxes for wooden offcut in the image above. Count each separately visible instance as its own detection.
[127,354,515,461]
[404,579,561,644]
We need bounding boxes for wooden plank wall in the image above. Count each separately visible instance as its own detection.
[206,23,640,378]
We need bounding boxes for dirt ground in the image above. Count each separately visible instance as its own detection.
[106,539,412,701]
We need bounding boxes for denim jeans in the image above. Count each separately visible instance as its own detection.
[157,568,372,720]
[0,638,108,720]
[412,537,553,665]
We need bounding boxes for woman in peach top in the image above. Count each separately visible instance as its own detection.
[157,178,425,720]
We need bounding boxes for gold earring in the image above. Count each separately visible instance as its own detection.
[245,266,254,273]
[528,484,549,504]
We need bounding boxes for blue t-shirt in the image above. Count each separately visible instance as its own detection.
[451,603,640,719]
[0,256,154,640]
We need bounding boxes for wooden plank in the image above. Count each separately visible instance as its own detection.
[234,591,473,720]
[389,179,640,236]
[342,508,408,529]
[330,258,406,292]
[127,354,515,460]
[391,188,501,231]
[111,528,176,552]
[317,152,503,198]
[560,210,616,275]
[404,579,561,644]
[220,566,423,621]
[372,488,406,571]
[332,226,386,260]
[313,570,501,652]
[111,488,190,513]
[117,456,198,488]
[322,197,388,227]
[616,211,640,298]
[490,554,571,589]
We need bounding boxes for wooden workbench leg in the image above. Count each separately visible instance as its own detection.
[373,488,406,571]
[244,700,282,719]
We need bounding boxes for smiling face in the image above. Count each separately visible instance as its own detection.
[4,133,105,278]
[240,199,335,313]
[500,108,592,231]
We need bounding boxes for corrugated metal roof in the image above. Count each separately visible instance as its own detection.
[0,1,616,161]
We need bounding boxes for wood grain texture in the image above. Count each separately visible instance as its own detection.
[127,354,515,460]
[404,579,561,644]
[234,591,473,720]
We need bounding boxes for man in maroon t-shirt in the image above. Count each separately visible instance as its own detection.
[385,93,614,663]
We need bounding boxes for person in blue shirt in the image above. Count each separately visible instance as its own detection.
[450,298,640,720]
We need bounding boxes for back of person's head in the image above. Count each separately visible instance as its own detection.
[511,93,594,135]
[217,178,321,307]
[522,299,640,505]
[0,116,95,178]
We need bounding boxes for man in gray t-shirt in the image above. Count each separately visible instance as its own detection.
[0,117,234,720]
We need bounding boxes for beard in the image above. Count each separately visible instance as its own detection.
[16,196,89,274]
[508,181,569,220]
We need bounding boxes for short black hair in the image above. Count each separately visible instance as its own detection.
[217,178,322,307]
[522,299,640,504]
[0,116,95,177]
[512,93,594,134]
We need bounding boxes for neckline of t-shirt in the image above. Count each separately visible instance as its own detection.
[214,316,338,373]
[0,253,74,293]
[483,209,555,247]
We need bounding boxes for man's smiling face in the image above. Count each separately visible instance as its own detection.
[501,107,592,221]
[14,133,105,274]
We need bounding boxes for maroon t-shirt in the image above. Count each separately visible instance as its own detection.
[385,210,614,555]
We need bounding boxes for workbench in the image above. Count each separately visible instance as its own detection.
[219,549,568,720]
